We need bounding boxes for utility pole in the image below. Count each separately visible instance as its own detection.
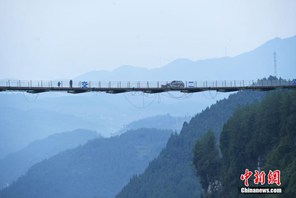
[273,52,277,78]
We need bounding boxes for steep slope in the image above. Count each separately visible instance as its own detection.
[218,90,296,197]
[0,129,97,190]
[116,90,266,198]
[0,128,173,198]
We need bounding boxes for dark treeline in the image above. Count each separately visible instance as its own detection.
[117,90,265,198]
[194,90,296,198]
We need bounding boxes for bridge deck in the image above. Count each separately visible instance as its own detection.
[0,80,295,94]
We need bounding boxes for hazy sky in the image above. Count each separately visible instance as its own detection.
[0,0,295,80]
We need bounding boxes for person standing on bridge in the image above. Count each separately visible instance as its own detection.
[58,81,61,87]
[70,80,73,88]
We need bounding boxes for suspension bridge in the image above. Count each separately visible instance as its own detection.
[0,79,295,94]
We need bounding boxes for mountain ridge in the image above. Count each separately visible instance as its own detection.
[0,129,97,190]
[116,90,266,198]
[75,35,296,81]
[0,128,173,198]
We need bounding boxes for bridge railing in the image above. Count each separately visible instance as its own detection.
[0,79,295,89]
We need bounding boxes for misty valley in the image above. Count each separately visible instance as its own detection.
[1,36,296,198]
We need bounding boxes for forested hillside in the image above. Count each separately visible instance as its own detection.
[194,90,296,197]
[0,128,172,198]
[0,129,97,190]
[117,90,265,198]
[120,114,190,133]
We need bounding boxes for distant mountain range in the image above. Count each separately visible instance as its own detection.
[0,129,97,190]
[0,105,99,159]
[0,35,295,159]
[0,89,267,198]
[0,114,186,194]
[75,36,296,81]
[0,93,189,158]
[117,114,190,135]
[0,128,173,198]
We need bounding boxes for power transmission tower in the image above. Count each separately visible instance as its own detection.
[273,52,277,78]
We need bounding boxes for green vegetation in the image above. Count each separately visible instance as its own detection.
[194,90,296,198]
[193,130,221,197]
[0,128,172,198]
[117,91,265,198]
[0,129,97,190]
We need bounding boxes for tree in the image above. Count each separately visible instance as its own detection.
[193,130,221,198]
